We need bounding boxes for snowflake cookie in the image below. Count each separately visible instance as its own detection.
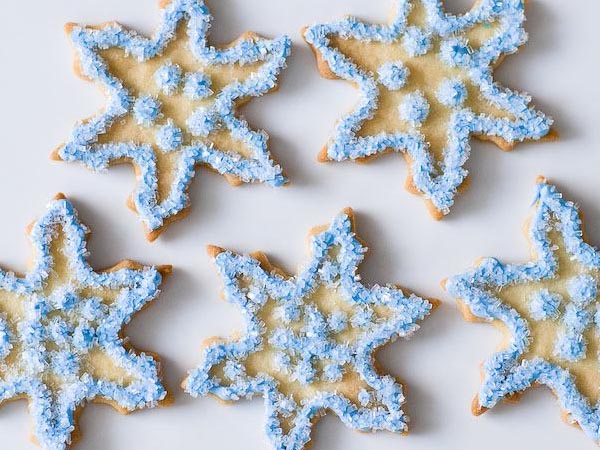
[53,0,292,241]
[184,209,438,450]
[0,194,171,450]
[304,0,556,219]
[445,177,600,443]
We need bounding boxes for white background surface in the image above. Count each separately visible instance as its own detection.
[0,0,597,449]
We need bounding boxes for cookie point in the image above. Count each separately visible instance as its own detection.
[339,207,357,232]
[224,174,244,187]
[426,202,445,221]
[428,297,442,309]
[157,265,173,278]
[239,31,261,42]
[202,336,224,348]
[53,193,68,202]
[145,231,161,243]
[126,195,138,213]
[207,245,226,258]
[64,22,78,34]
[179,376,188,391]
[472,397,488,416]
[341,207,355,219]
[440,278,448,291]
[25,222,35,236]
[250,251,273,270]
[50,147,64,161]
[159,391,175,407]
[545,127,560,142]
[535,175,548,185]
[317,147,332,163]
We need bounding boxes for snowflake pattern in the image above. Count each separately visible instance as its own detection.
[184,209,436,450]
[55,0,291,241]
[445,178,600,443]
[0,195,170,450]
[304,0,554,219]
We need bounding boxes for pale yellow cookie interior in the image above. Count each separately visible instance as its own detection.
[0,225,135,401]
[490,229,600,403]
[95,25,267,202]
[329,2,514,163]
[209,247,396,433]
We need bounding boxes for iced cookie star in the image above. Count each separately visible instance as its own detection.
[184,209,437,450]
[445,178,600,443]
[304,0,556,219]
[0,195,170,450]
[54,0,292,241]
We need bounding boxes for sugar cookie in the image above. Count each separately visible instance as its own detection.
[0,195,170,450]
[53,0,291,241]
[184,209,437,450]
[445,178,600,443]
[304,0,556,219]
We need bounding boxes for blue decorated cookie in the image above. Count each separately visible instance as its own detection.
[54,0,292,241]
[184,209,437,450]
[445,177,600,443]
[304,0,556,219]
[0,194,170,450]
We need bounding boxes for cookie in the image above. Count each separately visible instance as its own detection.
[183,209,438,450]
[0,194,171,450]
[444,177,600,443]
[304,0,557,219]
[53,0,292,241]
